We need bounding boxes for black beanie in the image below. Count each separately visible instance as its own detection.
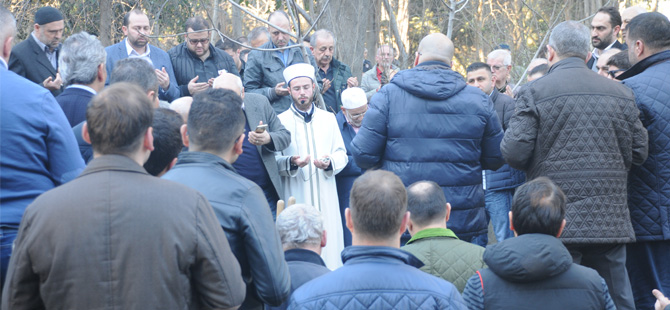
[34,7,63,25]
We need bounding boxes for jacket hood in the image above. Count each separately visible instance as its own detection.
[390,61,466,100]
[484,234,572,283]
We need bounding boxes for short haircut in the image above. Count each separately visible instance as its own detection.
[407,181,447,227]
[109,58,159,95]
[511,177,566,237]
[548,20,591,60]
[187,88,244,153]
[529,63,549,77]
[487,49,512,66]
[218,39,240,52]
[606,50,631,70]
[626,12,670,52]
[185,16,209,32]
[597,6,622,27]
[349,170,407,240]
[143,108,183,176]
[466,62,492,73]
[268,10,290,23]
[310,29,336,49]
[59,32,106,87]
[276,204,324,249]
[86,83,153,156]
[247,26,270,42]
[0,6,17,45]
[123,9,145,27]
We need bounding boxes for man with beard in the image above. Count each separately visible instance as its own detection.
[275,63,348,269]
[587,6,626,72]
[105,9,180,102]
[310,29,358,113]
[9,6,65,96]
[335,87,367,247]
[360,44,398,101]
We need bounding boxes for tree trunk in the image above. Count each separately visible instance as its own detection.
[396,0,409,56]
[381,0,409,68]
[99,0,113,46]
[319,0,370,79]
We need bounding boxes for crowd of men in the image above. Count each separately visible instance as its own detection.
[1,3,670,310]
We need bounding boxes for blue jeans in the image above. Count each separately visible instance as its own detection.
[485,189,515,242]
[1,227,18,292]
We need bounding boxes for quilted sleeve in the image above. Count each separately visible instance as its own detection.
[501,85,538,171]
[462,273,485,310]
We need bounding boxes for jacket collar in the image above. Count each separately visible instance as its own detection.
[341,246,424,268]
[416,60,451,69]
[284,248,327,267]
[79,154,148,177]
[405,227,459,245]
[175,151,236,172]
[617,50,670,80]
[547,57,589,74]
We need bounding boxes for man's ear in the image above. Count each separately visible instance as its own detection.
[148,91,159,108]
[613,25,621,36]
[33,23,40,34]
[234,133,245,155]
[82,122,91,144]
[445,202,452,223]
[556,219,567,238]
[585,51,592,64]
[320,230,327,248]
[180,124,189,147]
[345,208,354,234]
[414,51,420,67]
[509,211,515,232]
[2,36,13,61]
[398,211,410,237]
[143,127,155,152]
[635,40,645,59]
[97,63,106,83]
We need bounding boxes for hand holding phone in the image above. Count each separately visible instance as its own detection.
[255,124,268,133]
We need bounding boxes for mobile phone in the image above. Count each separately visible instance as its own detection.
[320,157,330,163]
[255,124,268,133]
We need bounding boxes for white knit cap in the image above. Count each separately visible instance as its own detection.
[341,87,367,109]
[283,63,315,86]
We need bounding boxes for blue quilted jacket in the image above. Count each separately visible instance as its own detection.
[620,50,670,241]
[288,246,466,310]
[350,61,505,240]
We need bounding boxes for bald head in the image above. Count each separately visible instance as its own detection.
[621,6,647,38]
[407,181,448,227]
[213,73,244,97]
[1,6,16,63]
[170,96,193,123]
[416,33,454,65]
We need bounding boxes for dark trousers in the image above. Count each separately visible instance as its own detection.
[626,240,670,310]
[567,243,635,310]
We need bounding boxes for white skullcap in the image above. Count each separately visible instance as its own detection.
[341,87,367,109]
[283,63,315,86]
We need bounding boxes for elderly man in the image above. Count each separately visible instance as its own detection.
[276,63,347,269]
[244,11,316,114]
[289,171,466,310]
[163,89,290,310]
[620,6,646,44]
[55,32,106,126]
[501,20,648,310]
[247,26,270,48]
[335,87,367,247]
[616,12,670,310]
[360,44,398,100]
[351,33,505,247]
[462,177,616,310]
[1,83,246,309]
[105,9,179,102]
[486,49,514,95]
[268,204,330,310]
[587,6,626,72]
[465,62,524,243]
[0,7,84,291]
[9,6,64,96]
[169,16,238,96]
[402,181,486,293]
[213,73,291,217]
[310,29,358,113]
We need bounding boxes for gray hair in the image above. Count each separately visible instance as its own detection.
[548,20,591,60]
[310,29,336,49]
[487,49,512,66]
[0,6,16,46]
[109,58,159,95]
[247,26,270,43]
[276,204,324,250]
[59,32,106,87]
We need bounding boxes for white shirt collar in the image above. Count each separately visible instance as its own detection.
[66,84,97,95]
[591,40,618,59]
[31,32,49,52]
[0,57,7,70]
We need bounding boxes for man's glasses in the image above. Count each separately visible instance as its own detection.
[608,69,625,79]
[187,37,210,46]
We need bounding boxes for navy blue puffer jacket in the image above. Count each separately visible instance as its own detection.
[350,61,505,240]
[620,50,670,241]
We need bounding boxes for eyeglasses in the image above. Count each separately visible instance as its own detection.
[347,109,367,119]
[187,37,210,46]
[608,69,625,78]
[490,65,505,71]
